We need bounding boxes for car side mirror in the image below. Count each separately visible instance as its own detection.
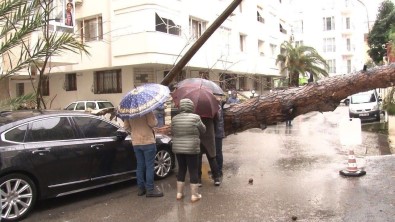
[116,130,128,141]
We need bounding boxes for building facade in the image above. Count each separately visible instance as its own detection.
[290,0,379,77]
[2,0,293,109]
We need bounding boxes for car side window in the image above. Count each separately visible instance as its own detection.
[25,117,76,142]
[98,102,114,109]
[74,117,118,138]
[86,102,96,110]
[76,102,85,110]
[4,124,28,142]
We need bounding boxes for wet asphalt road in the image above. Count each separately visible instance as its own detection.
[26,106,395,222]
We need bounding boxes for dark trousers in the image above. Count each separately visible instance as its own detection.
[215,138,223,174]
[198,145,220,179]
[176,154,199,184]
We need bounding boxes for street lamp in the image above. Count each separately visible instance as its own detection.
[250,89,256,98]
[356,0,370,33]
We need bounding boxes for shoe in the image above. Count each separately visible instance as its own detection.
[146,187,164,197]
[190,184,202,202]
[137,187,146,196]
[176,181,185,200]
[214,177,221,186]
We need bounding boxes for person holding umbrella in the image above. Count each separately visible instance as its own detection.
[171,82,222,186]
[118,83,170,198]
[171,98,206,202]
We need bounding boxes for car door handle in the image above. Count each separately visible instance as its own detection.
[91,144,104,149]
[32,148,51,155]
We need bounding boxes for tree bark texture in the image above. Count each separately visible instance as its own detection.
[223,64,395,135]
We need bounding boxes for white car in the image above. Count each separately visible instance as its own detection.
[64,100,114,114]
[348,90,381,121]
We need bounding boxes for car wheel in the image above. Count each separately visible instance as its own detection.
[0,174,37,222]
[154,146,174,179]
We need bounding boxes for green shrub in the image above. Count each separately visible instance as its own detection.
[386,103,395,115]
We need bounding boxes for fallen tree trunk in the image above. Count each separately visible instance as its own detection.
[223,64,395,135]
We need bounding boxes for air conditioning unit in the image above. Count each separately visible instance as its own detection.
[75,0,83,5]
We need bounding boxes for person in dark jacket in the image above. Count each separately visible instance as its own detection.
[171,98,206,202]
[214,101,225,177]
[199,117,222,186]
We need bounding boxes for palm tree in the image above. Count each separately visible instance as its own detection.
[276,41,329,87]
[0,0,90,109]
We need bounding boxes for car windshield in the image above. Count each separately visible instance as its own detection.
[98,102,114,109]
[351,93,376,104]
[65,103,76,110]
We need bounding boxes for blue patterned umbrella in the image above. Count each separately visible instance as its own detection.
[117,83,170,119]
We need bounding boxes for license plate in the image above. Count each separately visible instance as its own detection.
[359,113,369,117]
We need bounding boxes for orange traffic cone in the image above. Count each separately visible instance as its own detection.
[339,150,366,177]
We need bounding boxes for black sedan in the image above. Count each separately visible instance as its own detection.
[0,110,174,222]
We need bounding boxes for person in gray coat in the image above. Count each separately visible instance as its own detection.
[199,117,222,186]
[171,98,206,202]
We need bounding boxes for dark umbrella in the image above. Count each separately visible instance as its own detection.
[171,85,220,118]
[117,83,170,119]
[176,78,225,96]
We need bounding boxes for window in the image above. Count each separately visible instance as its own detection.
[279,24,287,34]
[346,17,350,29]
[293,20,304,34]
[323,16,335,31]
[94,69,122,94]
[134,68,155,86]
[75,102,85,110]
[240,34,246,52]
[257,7,264,23]
[16,83,24,97]
[74,117,118,138]
[220,73,237,90]
[190,18,206,39]
[155,13,181,36]
[25,117,76,142]
[346,38,351,51]
[219,26,231,56]
[65,73,77,91]
[41,75,49,96]
[4,124,28,143]
[323,38,336,52]
[238,76,246,90]
[347,59,352,73]
[80,16,103,42]
[326,59,336,73]
[258,40,265,55]
[49,0,74,33]
[270,44,277,57]
[295,41,304,47]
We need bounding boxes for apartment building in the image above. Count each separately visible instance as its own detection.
[290,0,380,77]
[1,0,292,109]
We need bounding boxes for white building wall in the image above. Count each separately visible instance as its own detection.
[290,0,382,77]
[6,0,292,109]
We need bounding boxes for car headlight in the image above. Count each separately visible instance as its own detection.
[372,104,379,111]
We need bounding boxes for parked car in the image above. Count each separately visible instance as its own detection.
[349,89,382,121]
[0,110,174,222]
[64,100,114,114]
